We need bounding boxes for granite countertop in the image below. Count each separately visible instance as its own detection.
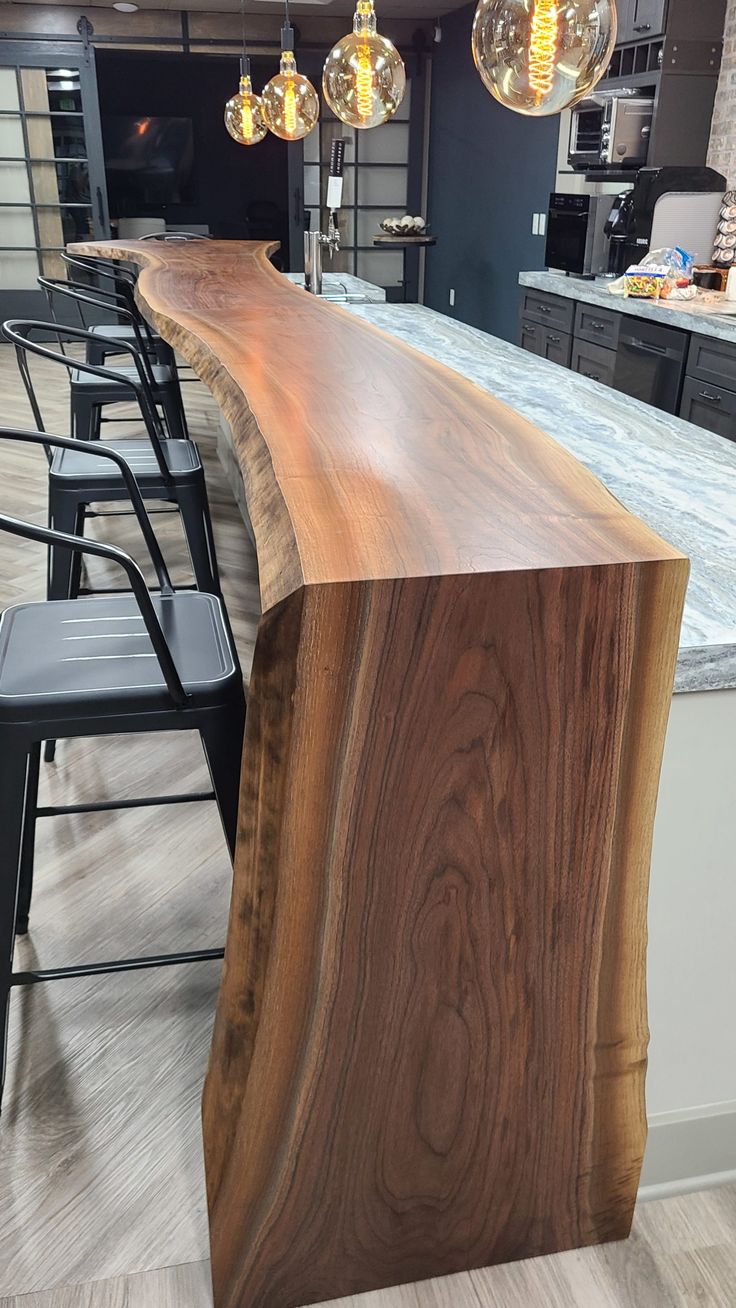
[285,272,386,303]
[520,270,736,343]
[343,302,736,695]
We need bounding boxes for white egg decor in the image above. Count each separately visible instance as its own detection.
[380,214,428,236]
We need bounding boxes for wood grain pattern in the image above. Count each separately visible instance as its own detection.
[71,240,690,1308]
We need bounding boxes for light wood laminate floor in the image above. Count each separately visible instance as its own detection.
[0,344,734,1307]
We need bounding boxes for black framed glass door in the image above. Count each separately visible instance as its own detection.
[0,39,110,319]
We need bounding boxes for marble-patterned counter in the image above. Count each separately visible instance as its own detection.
[520,269,736,343]
[343,302,736,694]
[285,271,385,302]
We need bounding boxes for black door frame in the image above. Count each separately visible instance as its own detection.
[0,36,110,319]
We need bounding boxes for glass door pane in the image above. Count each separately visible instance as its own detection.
[0,41,110,318]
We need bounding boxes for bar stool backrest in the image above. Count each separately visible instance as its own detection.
[1,320,172,483]
[139,232,211,241]
[62,253,137,292]
[0,427,186,705]
[38,276,157,390]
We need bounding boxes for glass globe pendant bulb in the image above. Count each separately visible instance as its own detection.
[224,59,267,145]
[472,0,617,118]
[262,29,319,142]
[323,0,406,130]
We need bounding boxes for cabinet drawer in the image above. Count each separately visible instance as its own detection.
[540,327,572,367]
[686,334,736,391]
[680,376,736,441]
[571,338,617,388]
[574,302,621,349]
[519,289,574,334]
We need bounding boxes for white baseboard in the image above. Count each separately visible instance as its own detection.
[638,1100,736,1201]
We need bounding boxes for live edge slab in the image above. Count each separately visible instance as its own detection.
[72,240,689,1308]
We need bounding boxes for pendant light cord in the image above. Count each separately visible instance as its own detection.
[239,0,249,78]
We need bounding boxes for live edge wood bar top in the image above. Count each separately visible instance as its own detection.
[73,240,690,1308]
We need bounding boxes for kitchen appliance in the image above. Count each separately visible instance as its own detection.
[614,317,688,415]
[568,90,654,172]
[545,193,611,277]
[604,166,727,274]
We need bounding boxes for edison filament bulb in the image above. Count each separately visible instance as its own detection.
[224,59,267,145]
[323,0,406,130]
[472,0,617,117]
[262,36,319,142]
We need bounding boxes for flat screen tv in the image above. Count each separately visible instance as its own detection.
[103,115,195,211]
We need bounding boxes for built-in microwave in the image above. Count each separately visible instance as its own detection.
[568,91,654,172]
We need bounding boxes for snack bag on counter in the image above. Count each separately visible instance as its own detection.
[623,246,697,300]
[624,266,668,299]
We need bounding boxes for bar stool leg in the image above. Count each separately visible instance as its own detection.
[48,488,85,601]
[199,693,246,860]
[16,741,41,936]
[177,482,221,596]
[71,393,101,443]
[0,733,31,1112]
[159,386,188,441]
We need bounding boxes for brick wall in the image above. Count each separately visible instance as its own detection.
[708,0,736,187]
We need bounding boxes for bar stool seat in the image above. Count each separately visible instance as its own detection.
[87,321,172,364]
[51,437,200,480]
[0,591,237,719]
[71,361,175,390]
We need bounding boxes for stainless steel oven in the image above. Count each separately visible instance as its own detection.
[568,91,654,171]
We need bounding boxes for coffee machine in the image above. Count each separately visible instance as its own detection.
[605,166,726,276]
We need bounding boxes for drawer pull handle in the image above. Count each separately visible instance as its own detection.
[590,320,607,330]
[584,371,601,381]
[548,334,561,343]
[699,390,722,403]
[538,305,552,314]
[633,22,652,31]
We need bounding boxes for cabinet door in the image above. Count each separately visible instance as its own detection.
[616,0,636,44]
[571,338,617,388]
[541,328,572,367]
[630,0,667,39]
[520,318,543,355]
[680,376,736,441]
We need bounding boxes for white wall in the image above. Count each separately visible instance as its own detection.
[642,688,736,1190]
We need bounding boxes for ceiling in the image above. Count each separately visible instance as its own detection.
[13,0,468,19]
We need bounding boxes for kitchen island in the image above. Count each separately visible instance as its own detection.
[336,299,736,1190]
[71,239,687,1308]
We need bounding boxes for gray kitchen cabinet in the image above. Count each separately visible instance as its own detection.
[519,285,736,441]
[519,289,574,335]
[680,377,736,441]
[571,338,618,389]
[686,334,736,392]
[574,302,621,351]
[614,0,636,45]
[520,317,573,366]
[629,0,668,40]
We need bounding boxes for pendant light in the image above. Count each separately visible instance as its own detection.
[322,0,406,130]
[224,0,267,145]
[262,5,319,142]
[472,0,617,118]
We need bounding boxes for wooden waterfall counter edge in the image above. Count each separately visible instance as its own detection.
[71,240,689,1308]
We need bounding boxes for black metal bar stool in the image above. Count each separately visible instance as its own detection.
[60,252,177,371]
[37,278,189,442]
[0,430,246,1113]
[2,322,221,602]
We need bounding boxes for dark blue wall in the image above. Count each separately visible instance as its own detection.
[424,4,559,342]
